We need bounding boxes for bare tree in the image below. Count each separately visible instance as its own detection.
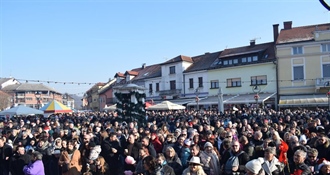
[0,91,11,111]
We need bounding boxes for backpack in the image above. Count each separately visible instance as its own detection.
[224,151,244,174]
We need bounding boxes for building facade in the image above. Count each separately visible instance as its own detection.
[1,83,63,109]
[85,82,106,111]
[276,21,330,108]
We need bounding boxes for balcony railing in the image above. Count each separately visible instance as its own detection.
[315,77,330,89]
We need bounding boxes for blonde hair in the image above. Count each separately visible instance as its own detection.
[96,156,108,173]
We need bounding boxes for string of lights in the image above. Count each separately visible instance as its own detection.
[1,77,326,85]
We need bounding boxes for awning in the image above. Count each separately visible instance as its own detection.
[226,92,276,104]
[187,95,238,106]
[153,98,196,105]
[279,94,328,107]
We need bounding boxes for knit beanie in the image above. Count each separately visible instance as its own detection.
[245,159,262,174]
[204,142,213,149]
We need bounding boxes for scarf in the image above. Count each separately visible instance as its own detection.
[258,157,281,175]
[67,148,76,154]
[200,150,220,175]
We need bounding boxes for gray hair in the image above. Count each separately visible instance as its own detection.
[33,151,43,160]
[295,149,307,159]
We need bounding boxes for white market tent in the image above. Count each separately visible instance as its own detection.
[103,104,117,111]
[147,101,185,110]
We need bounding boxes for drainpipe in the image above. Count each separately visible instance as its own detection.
[275,49,279,111]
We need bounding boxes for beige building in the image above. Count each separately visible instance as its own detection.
[276,21,330,108]
[1,83,63,109]
[85,82,106,111]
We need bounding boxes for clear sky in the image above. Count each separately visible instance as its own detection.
[1,0,329,96]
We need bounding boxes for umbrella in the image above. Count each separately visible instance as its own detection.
[0,105,44,116]
[147,101,185,110]
[40,100,72,113]
[103,104,117,111]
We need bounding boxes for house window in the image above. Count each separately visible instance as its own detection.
[247,57,252,62]
[156,83,160,92]
[198,77,203,87]
[223,60,228,65]
[210,80,219,89]
[242,57,246,63]
[293,66,304,80]
[149,84,153,93]
[293,46,303,55]
[252,56,258,61]
[169,66,175,74]
[228,60,233,65]
[251,75,267,85]
[233,59,238,64]
[227,78,241,87]
[170,80,176,90]
[189,78,194,88]
[322,43,330,52]
[323,64,330,77]
[26,98,33,101]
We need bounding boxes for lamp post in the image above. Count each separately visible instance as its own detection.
[195,88,200,111]
[218,87,224,114]
[35,91,41,109]
[327,90,330,111]
[252,85,261,109]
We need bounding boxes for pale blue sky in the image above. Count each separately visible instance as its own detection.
[1,0,329,95]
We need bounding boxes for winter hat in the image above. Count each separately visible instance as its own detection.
[318,160,330,171]
[88,142,96,148]
[204,142,213,149]
[175,129,181,134]
[125,156,136,165]
[245,159,262,174]
[299,135,307,143]
[184,139,192,146]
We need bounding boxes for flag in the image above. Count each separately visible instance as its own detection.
[279,140,289,164]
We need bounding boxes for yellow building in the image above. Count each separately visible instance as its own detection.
[276,21,330,108]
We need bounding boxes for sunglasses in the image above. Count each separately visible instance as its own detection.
[189,163,199,166]
[226,136,232,138]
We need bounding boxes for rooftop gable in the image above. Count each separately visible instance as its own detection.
[131,64,161,81]
[184,51,221,73]
[277,22,330,44]
[114,72,125,78]
[2,83,61,93]
[125,70,139,76]
[160,55,192,65]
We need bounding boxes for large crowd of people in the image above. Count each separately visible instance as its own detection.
[0,107,329,175]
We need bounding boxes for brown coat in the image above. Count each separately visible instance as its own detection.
[59,149,82,175]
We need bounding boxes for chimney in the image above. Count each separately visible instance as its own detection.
[205,52,210,55]
[250,39,255,47]
[273,24,279,42]
[284,21,292,30]
[142,63,146,69]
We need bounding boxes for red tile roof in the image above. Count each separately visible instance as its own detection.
[277,23,330,44]
[160,55,193,65]
[125,70,139,76]
[115,72,125,78]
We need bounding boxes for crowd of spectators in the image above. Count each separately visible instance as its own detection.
[0,107,329,175]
